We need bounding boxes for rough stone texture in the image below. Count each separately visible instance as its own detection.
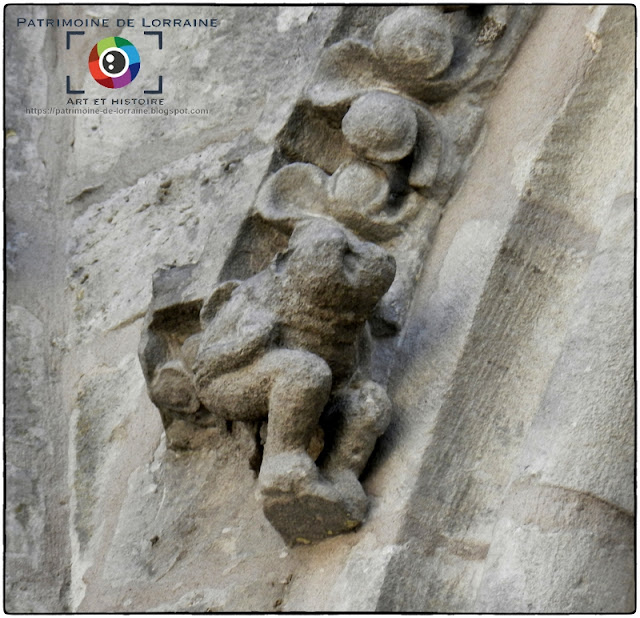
[6,306,68,611]
[141,217,395,544]
[138,4,536,549]
[374,5,635,612]
[5,4,341,610]
[5,4,634,613]
[5,6,74,611]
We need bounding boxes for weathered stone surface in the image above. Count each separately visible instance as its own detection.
[280,5,634,613]
[5,4,634,614]
[374,5,635,612]
[67,139,273,341]
[136,0,561,577]
[142,218,395,543]
[7,5,343,611]
[61,5,342,209]
[475,191,635,613]
[68,356,148,599]
[5,306,67,612]
[373,7,455,80]
[88,435,288,611]
[5,5,74,611]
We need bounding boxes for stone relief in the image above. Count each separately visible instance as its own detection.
[141,219,394,543]
[139,5,537,544]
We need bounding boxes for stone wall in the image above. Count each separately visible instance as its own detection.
[5,5,634,612]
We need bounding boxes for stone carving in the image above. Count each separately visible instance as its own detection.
[141,218,395,543]
[230,5,536,334]
[306,6,515,107]
[253,88,442,333]
[140,5,537,545]
[255,92,441,242]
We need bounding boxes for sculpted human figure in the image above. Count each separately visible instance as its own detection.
[197,218,394,542]
[139,5,538,546]
[144,218,395,543]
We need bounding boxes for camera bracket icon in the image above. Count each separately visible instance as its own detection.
[66,30,163,94]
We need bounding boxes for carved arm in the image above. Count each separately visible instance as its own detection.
[193,298,277,383]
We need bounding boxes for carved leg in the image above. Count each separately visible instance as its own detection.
[259,349,332,497]
[262,350,332,457]
[256,350,372,545]
[321,379,391,494]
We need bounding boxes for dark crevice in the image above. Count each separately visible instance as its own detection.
[248,422,265,474]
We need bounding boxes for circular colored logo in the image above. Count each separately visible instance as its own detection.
[88,37,140,89]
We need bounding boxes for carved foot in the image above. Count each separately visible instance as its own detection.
[259,453,367,545]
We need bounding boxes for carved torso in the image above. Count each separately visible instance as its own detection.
[269,283,367,385]
[196,220,393,387]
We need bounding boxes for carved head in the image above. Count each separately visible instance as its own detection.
[276,218,396,314]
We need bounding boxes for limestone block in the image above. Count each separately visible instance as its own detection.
[68,141,273,341]
[5,306,59,612]
[61,5,341,206]
[475,190,634,613]
[374,5,635,613]
[517,193,634,512]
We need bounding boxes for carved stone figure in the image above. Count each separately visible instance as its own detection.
[139,4,539,546]
[141,218,395,543]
